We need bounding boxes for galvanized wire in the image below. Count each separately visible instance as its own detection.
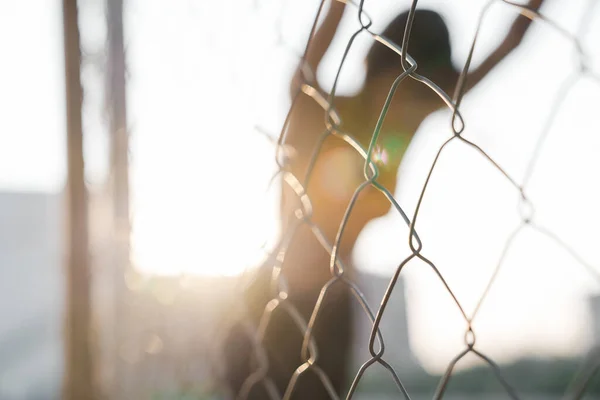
[224,0,600,399]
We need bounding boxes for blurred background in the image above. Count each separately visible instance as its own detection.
[1,0,600,399]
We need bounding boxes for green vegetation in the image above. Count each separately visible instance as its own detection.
[151,392,222,400]
[353,357,600,396]
[151,383,224,400]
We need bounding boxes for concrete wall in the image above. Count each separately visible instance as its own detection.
[0,192,63,399]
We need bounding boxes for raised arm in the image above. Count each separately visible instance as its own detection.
[460,0,545,95]
[290,0,347,98]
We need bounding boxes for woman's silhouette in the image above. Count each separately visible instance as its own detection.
[220,1,544,398]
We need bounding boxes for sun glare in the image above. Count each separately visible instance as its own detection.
[124,0,286,278]
[130,133,280,277]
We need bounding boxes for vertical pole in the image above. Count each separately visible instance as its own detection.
[62,0,94,399]
[106,0,131,397]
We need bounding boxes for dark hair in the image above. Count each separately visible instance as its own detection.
[366,9,453,82]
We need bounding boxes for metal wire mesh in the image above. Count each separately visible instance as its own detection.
[217,0,600,399]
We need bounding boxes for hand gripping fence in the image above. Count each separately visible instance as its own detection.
[215,0,600,399]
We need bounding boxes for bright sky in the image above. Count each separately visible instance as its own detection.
[1,0,600,373]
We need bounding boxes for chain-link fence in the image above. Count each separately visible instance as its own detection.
[215,0,600,399]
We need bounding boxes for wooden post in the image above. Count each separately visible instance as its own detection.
[106,0,131,397]
[62,0,94,399]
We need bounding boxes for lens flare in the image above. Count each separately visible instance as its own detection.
[372,145,389,166]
